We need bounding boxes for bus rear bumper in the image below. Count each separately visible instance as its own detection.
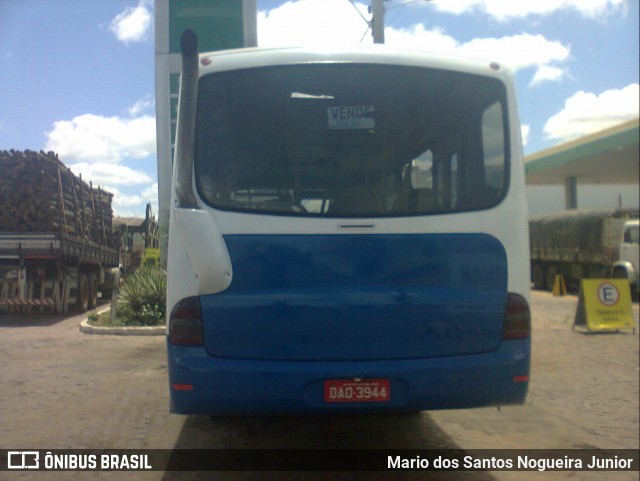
[167,340,529,415]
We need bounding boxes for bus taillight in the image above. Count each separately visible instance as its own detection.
[169,296,204,346]
[503,293,531,340]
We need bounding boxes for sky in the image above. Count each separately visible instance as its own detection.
[0,0,638,217]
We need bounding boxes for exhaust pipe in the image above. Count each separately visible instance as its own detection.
[174,29,199,208]
[170,29,234,295]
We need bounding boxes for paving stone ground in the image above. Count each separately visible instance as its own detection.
[0,291,638,481]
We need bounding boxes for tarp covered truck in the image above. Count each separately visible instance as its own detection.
[530,209,639,297]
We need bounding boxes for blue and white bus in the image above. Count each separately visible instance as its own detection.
[167,32,531,414]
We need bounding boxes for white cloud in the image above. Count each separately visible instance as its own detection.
[530,65,567,87]
[45,113,156,164]
[258,0,370,48]
[385,27,571,74]
[428,0,628,21]
[128,97,155,117]
[142,183,159,217]
[383,24,460,52]
[104,186,144,217]
[141,182,158,202]
[258,2,571,78]
[67,162,153,187]
[543,83,639,141]
[100,184,157,218]
[109,0,152,44]
[44,100,157,217]
[455,34,570,74]
[109,184,158,219]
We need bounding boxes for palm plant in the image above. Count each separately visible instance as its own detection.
[118,264,167,326]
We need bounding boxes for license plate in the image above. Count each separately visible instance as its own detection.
[324,379,390,403]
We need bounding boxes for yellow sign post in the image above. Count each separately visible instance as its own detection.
[574,279,636,333]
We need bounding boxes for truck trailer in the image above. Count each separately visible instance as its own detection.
[0,150,119,315]
[530,209,639,297]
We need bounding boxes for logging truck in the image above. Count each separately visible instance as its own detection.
[0,150,120,315]
[530,209,639,297]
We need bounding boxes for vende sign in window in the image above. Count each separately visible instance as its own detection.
[327,106,375,129]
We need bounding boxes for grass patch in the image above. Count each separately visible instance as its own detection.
[87,309,165,327]
[87,310,127,327]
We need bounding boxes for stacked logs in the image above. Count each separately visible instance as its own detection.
[0,150,115,248]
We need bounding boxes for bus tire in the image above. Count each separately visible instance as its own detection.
[545,265,557,292]
[612,267,638,302]
[532,263,545,290]
[612,266,628,279]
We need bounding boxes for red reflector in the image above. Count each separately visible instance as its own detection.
[173,383,194,391]
[513,375,529,383]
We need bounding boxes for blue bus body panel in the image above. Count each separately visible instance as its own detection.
[201,234,507,361]
[168,233,530,414]
[167,340,529,414]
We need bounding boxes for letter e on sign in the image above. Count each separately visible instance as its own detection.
[597,282,619,307]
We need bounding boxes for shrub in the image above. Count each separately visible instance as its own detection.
[142,248,160,267]
[118,265,167,326]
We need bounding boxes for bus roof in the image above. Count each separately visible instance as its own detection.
[196,45,513,81]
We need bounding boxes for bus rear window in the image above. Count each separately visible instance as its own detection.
[195,63,509,217]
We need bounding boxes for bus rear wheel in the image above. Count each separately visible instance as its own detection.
[545,265,557,292]
[532,264,545,290]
